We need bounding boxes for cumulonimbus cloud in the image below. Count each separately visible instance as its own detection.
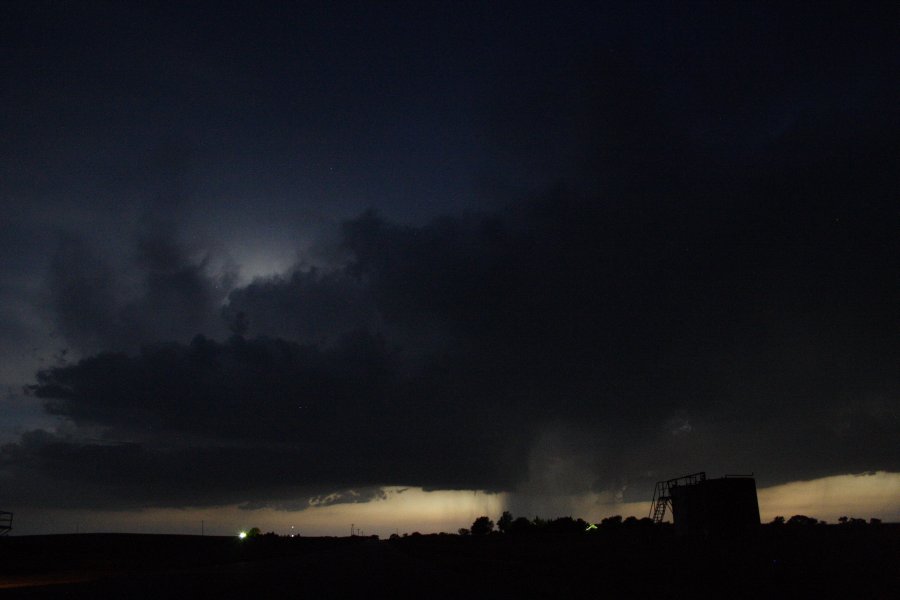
[8,165,898,510]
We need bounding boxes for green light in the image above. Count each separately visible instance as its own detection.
[238,531,247,539]
[585,523,598,531]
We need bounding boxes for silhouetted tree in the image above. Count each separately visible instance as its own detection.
[471,516,494,536]
[770,516,786,526]
[497,510,513,534]
[787,515,818,526]
[600,515,622,528]
[546,516,584,536]
[507,516,532,535]
[457,528,470,536]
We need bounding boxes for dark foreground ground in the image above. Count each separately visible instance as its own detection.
[1,525,897,598]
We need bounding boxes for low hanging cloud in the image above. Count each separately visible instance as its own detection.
[5,32,898,512]
[7,164,898,511]
[5,332,523,509]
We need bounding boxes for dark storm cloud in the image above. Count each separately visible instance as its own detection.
[7,332,518,509]
[2,2,897,511]
[222,267,377,344]
[13,154,899,508]
[47,226,232,354]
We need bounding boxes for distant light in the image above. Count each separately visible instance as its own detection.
[585,523,598,531]
[238,531,247,539]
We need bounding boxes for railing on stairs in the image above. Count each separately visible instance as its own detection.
[649,472,706,523]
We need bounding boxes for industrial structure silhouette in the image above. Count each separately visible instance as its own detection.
[0,510,12,536]
[650,472,760,535]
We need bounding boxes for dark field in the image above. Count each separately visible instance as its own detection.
[1,525,898,598]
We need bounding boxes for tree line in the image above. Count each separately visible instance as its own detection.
[457,512,657,537]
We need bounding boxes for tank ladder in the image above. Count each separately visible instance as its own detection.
[0,511,12,536]
[649,472,706,523]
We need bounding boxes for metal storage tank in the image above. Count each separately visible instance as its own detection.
[651,473,760,536]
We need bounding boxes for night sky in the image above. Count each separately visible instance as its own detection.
[2,2,898,534]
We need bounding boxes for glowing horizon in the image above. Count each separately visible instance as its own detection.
[10,471,899,537]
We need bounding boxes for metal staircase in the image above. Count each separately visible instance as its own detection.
[0,511,12,536]
[649,472,706,523]
[650,489,669,523]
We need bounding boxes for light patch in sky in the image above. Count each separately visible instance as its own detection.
[505,487,648,523]
[10,474,899,536]
[757,471,900,523]
[187,206,344,287]
[228,244,299,285]
[10,488,507,537]
[296,488,507,536]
